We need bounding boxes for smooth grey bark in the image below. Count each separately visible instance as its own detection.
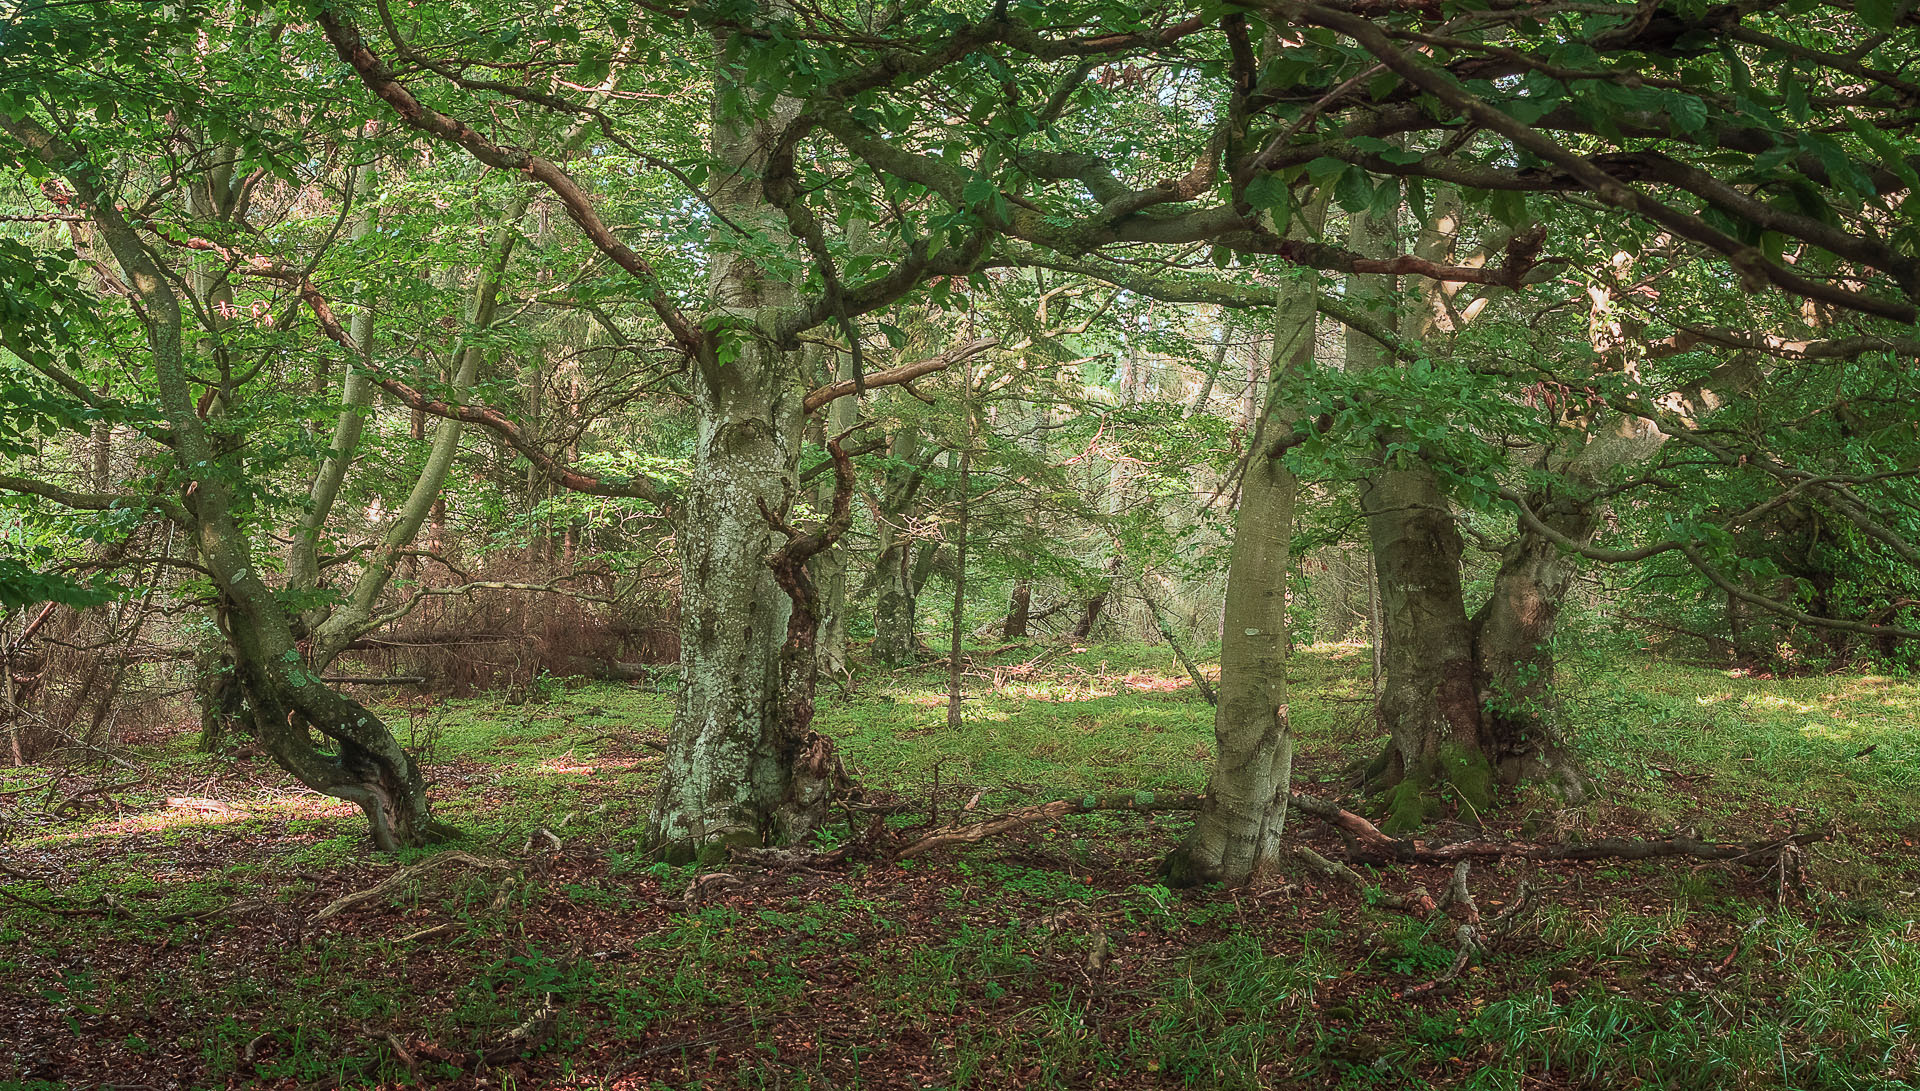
[288,159,381,601]
[1165,212,1318,887]
[308,191,532,667]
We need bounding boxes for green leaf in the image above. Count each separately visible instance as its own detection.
[1489,189,1528,229]
[1305,156,1350,184]
[1858,0,1899,30]
[1244,172,1290,210]
[1667,93,1708,134]
[1335,165,1375,213]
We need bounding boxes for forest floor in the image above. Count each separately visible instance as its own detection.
[3,643,1919,1090]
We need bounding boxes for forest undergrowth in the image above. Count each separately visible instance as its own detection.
[3,643,1918,1090]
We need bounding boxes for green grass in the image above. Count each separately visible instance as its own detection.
[3,641,1918,1089]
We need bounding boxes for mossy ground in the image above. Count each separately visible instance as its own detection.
[3,642,1917,1089]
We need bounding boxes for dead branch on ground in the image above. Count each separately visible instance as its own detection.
[1287,791,1829,866]
[895,792,1205,860]
[312,851,509,923]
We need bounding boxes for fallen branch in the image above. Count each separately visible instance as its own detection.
[1138,578,1216,706]
[312,851,509,923]
[1288,791,1829,866]
[1404,861,1483,998]
[322,675,427,686]
[1288,845,1435,914]
[52,777,144,816]
[895,792,1204,860]
[0,885,114,918]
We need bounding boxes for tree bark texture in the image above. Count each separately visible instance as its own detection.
[646,49,817,858]
[1165,209,1317,887]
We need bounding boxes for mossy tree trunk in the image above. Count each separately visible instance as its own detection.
[1469,482,1595,800]
[645,42,820,859]
[1348,192,1600,829]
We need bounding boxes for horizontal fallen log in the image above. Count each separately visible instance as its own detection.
[1287,790,1829,865]
[895,792,1204,860]
[322,675,427,686]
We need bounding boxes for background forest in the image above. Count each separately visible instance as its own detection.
[4,0,1920,1087]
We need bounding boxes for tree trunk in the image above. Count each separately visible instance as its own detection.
[1346,197,1499,833]
[647,337,807,858]
[286,160,379,602]
[1165,204,1318,887]
[871,425,930,667]
[1071,556,1123,642]
[308,190,532,667]
[810,347,856,678]
[646,52,819,860]
[6,117,450,850]
[872,527,920,666]
[946,403,972,732]
[1469,484,1594,799]
[1002,581,1032,639]
[1360,463,1491,830]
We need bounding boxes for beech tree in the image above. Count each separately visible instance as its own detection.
[7,0,1920,873]
[252,0,1920,859]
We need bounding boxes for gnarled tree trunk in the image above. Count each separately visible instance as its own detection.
[1469,482,1594,799]
[1345,200,1498,832]
[4,115,450,851]
[646,54,814,859]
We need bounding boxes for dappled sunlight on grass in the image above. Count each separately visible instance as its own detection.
[4,642,1919,1091]
[20,790,355,850]
[1563,652,1920,822]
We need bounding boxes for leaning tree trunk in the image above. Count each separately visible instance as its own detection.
[1165,204,1319,887]
[5,116,450,850]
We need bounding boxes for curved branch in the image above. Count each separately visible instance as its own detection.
[292,278,672,508]
[314,9,710,366]
[1273,0,1918,323]
[801,338,998,413]
[0,474,185,523]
